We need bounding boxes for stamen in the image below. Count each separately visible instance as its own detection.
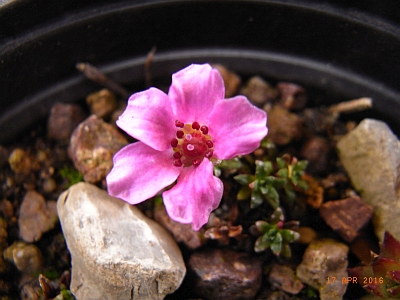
[173,159,183,167]
[173,152,182,159]
[171,138,178,147]
[193,158,201,166]
[176,130,184,138]
[171,121,214,168]
[175,120,184,128]
[192,121,200,130]
[200,125,209,134]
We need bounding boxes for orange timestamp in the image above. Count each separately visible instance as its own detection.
[327,276,384,284]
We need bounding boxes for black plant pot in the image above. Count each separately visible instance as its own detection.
[1,0,400,144]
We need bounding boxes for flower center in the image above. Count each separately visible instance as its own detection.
[170,120,214,167]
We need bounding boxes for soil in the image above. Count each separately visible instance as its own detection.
[0,64,380,299]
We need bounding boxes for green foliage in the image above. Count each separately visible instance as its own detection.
[253,208,300,257]
[234,155,308,209]
[59,166,83,188]
[214,158,242,177]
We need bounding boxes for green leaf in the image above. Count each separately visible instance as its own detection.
[281,229,300,242]
[285,186,296,203]
[296,179,308,190]
[234,174,254,185]
[266,188,279,209]
[255,160,273,178]
[271,232,283,255]
[254,236,270,252]
[271,177,286,189]
[237,186,251,200]
[218,158,243,169]
[281,243,292,257]
[270,207,284,224]
[294,160,308,172]
[251,189,264,208]
[277,168,288,179]
[276,157,286,169]
[255,220,271,233]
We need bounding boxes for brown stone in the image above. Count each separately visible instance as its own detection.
[319,195,373,243]
[266,105,303,145]
[241,76,278,106]
[86,89,117,119]
[18,190,58,242]
[276,82,307,110]
[268,263,304,294]
[47,103,86,141]
[154,203,205,249]
[189,248,262,300]
[68,115,128,183]
[212,64,242,98]
[300,136,331,175]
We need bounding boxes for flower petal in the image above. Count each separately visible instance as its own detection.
[209,95,268,159]
[168,64,225,124]
[117,88,176,151]
[106,142,179,204]
[162,160,223,230]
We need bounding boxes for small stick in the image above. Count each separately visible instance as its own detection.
[76,62,131,99]
[328,97,373,114]
[144,47,157,88]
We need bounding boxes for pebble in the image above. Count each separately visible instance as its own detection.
[47,103,86,142]
[57,182,186,300]
[3,241,43,281]
[296,238,348,300]
[68,115,128,183]
[188,248,262,300]
[0,219,7,273]
[18,190,58,243]
[319,195,373,243]
[276,82,307,110]
[241,76,277,106]
[266,105,303,145]
[300,136,331,175]
[337,118,400,242]
[153,203,205,249]
[212,64,242,98]
[268,263,304,294]
[86,89,117,119]
[8,148,32,175]
[296,226,317,244]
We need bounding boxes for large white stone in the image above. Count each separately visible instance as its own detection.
[57,182,186,300]
[337,118,400,242]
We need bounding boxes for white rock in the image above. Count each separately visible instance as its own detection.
[296,239,348,300]
[337,118,400,242]
[57,182,186,300]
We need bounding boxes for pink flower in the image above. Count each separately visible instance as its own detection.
[106,64,267,230]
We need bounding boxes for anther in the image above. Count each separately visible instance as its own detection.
[200,125,209,134]
[193,158,201,166]
[192,121,200,130]
[173,152,182,159]
[175,120,184,128]
[173,159,183,167]
[171,138,178,147]
[206,140,213,148]
[205,150,213,158]
[176,130,184,138]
